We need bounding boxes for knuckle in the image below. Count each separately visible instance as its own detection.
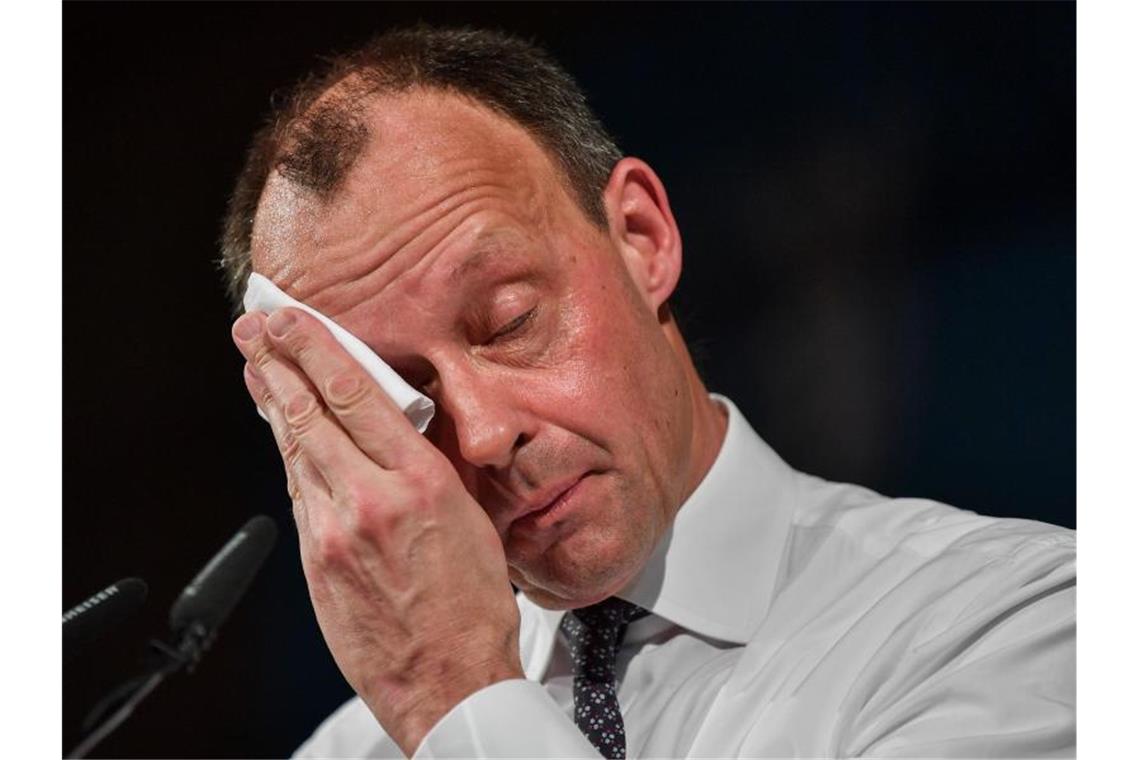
[285,330,315,363]
[325,372,367,410]
[285,475,303,503]
[281,430,303,468]
[250,380,273,410]
[404,467,447,510]
[343,481,408,538]
[345,481,386,522]
[401,464,430,492]
[284,392,321,430]
[251,344,276,372]
[315,529,348,566]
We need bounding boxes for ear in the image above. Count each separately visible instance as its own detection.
[602,157,683,312]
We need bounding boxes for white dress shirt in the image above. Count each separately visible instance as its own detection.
[296,396,1075,758]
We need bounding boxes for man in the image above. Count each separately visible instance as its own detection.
[222,27,1074,758]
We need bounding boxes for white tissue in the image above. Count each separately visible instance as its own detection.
[242,272,435,433]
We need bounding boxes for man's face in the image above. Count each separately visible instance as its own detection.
[252,91,694,608]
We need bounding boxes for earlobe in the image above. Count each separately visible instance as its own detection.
[604,158,683,311]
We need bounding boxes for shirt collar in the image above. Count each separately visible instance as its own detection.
[616,394,797,643]
[522,394,798,677]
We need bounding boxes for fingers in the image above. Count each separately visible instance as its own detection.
[241,359,321,528]
[234,311,378,496]
[256,307,423,469]
[242,362,331,568]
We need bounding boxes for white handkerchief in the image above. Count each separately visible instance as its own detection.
[242,272,435,433]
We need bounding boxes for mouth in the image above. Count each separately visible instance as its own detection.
[509,473,592,534]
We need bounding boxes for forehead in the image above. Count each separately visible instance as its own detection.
[250,89,580,316]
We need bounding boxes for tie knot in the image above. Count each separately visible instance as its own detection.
[571,597,649,631]
[559,597,649,684]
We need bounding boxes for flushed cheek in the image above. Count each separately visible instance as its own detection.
[538,309,680,498]
[543,304,645,412]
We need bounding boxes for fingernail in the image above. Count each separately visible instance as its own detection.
[267,309,296,338]
[234,313,263,342]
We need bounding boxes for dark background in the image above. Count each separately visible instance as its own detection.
[64,2,1075,757]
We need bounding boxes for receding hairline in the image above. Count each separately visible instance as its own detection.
[249,88,599,294]
[220,25,625,311]
[264,82,606,218]
[252,84,604,252]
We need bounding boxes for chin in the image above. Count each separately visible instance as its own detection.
[511,522,652,609]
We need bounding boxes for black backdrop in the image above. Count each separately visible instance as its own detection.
[63,3,1075,757]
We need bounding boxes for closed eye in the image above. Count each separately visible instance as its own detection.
[490,307,536,342]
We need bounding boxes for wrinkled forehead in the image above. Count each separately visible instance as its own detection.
[249,89,579,309]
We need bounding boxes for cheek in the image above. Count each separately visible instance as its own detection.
[506,285,632,421]
[566,279,650,388]
[577,287,686,438]
[561,283,691,501]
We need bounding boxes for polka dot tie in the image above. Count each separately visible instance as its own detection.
[559,598,649,759]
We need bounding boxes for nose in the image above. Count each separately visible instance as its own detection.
[436,362,526,471]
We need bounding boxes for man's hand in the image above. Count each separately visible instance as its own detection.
[232,307,524,756]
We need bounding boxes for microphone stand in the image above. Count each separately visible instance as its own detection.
[66,515,276,757]
[66,623,212,759]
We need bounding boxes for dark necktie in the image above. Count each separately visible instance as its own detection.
[559,597,649,759]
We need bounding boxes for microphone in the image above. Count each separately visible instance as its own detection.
[68,515,278,759]
[63,577,148,662]
[169,514,278,660]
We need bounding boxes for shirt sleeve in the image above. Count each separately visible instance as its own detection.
[848,535,1076,758]
[412,679,602,759]
[293,695,403,759]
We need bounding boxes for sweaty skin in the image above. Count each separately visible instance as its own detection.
[233,88,726,753]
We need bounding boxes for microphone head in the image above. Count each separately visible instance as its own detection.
[63,577,148,662]
[169,515,278,637]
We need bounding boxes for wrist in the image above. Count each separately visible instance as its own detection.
[369,654,525,756]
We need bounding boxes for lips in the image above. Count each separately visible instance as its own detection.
[509,473,590,532]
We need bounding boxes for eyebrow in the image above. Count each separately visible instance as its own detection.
[446,232,527,284]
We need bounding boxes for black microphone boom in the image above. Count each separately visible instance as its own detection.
[63,577,148,662]
[169,514,278,654]
[67,515,278,759]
